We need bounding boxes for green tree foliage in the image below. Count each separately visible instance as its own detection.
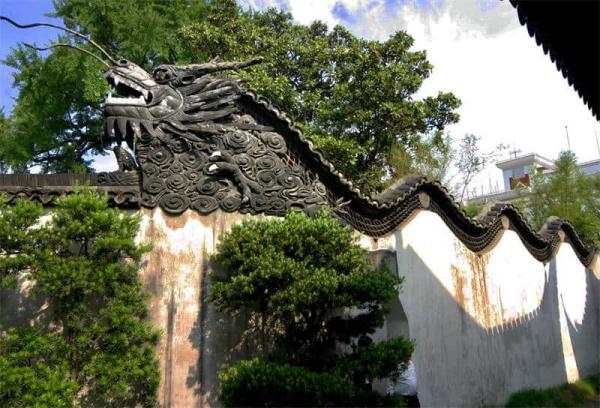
[0,328,78,408]
[462,202,484,218]
[1,44,107,173]
[2,0,459,192]
[210,210,414,406]
[218,359,355,407]
[0,189,160,407]
[0,109,10,172]
[528,151,600,247]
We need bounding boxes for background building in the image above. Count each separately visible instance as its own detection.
[466,153,600,205]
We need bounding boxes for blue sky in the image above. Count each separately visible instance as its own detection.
[1,0,599,190]
[0,0,59,112]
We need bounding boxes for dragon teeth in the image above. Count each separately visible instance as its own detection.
[106,118,116,136]
[105,95,146,105]
[131,121,141,138]
[117,118,128,136]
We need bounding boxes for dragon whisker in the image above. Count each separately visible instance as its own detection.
[0,16,116,64]
[24,43,110,68]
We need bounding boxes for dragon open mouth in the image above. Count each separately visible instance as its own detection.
[105,73,151,105]
[104,73,157,146]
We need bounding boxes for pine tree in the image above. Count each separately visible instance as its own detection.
[0,189,160,407]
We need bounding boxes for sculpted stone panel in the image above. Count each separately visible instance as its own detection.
[134,113,327,215]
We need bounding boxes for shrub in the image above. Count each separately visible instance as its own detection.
[0,328,78,408]
[218,359,354,407]
[463,202,483,218]
[211,209,413,406]
[505,374,600,407]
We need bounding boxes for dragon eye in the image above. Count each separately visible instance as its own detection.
[117,58,129,66]
[153,69,172,82]
[181,75,195,85]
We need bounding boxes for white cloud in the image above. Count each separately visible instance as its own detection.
[397,1,599,194]
[286,0,338,27]
[91,154,118,172]
[242,0,288,12]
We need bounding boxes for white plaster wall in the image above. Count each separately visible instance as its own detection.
[394,210,600,407]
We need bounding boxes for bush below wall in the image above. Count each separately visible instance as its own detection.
[210,210,414,407]
[505,374,600,407]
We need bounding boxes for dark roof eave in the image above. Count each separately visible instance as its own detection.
[509,0,599,120]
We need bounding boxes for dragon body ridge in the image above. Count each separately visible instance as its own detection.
[101,56,595,266]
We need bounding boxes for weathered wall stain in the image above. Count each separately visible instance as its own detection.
[449,235,554,332]
[137,207,252,408]
[164,289,177,408]
[0,275,47,329]
[450,241,502,329]
[450,264,466,311]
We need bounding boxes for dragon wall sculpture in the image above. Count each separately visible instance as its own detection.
[0,16,595,266]
[100,55,594,266]
[104,57,328,216]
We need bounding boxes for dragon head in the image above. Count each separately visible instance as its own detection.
[103,57,263,148]
[104,58,182,148]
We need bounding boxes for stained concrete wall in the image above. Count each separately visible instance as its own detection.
[0,275,47,329]
[393,209,600,407]
[136,208,256,408]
